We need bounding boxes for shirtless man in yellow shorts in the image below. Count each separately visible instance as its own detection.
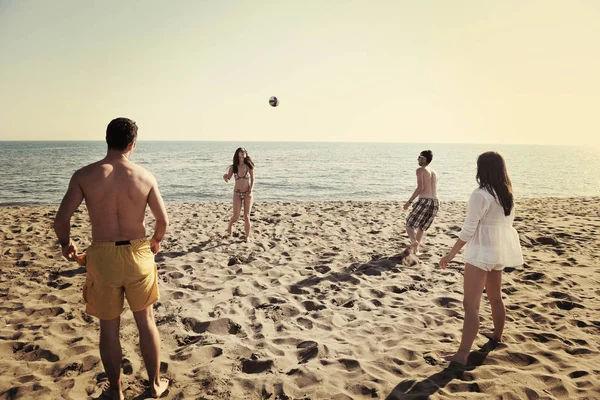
[54,118,169,399]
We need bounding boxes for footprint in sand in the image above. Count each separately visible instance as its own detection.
[13,342,59,362]
[168,271,185,279]
[182,317,242,335]
[296,341,318,364]
[554,300,584,311]
[302,301,326,311]
[296,317,313,330]
[568,370,589,379]
[25,306,65,317]
[521,271,545,282]
[241,355,273,374]
[338,358,361,371]
[172,344,223,362]
[503,351,540,367]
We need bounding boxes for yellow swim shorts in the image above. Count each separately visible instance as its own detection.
[83,238,159,320]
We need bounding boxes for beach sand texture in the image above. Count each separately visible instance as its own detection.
[1,198,599,399]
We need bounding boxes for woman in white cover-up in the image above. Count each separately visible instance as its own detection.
[439,151,523,365]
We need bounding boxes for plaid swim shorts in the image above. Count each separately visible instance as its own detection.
[406,198,439,230]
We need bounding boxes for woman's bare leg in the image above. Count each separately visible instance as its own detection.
[227,194,242,235]
[243,194,253,241]
[485,269,505,341]
[444,263,487,365]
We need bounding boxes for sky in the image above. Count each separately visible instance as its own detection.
[0,0,599,146]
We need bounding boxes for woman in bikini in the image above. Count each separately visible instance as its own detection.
[223,147,255,241]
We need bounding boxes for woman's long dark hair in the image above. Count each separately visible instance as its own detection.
[476,151,514,216]
[232,147,255,174]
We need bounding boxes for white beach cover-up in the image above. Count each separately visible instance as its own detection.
[458,188,524,271]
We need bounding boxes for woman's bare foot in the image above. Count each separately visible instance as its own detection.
[151,377,169,398]
[482,331,502,342]
[443,350,469,365]
[101,387,124,400]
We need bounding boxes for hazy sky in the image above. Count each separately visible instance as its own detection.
[1,1,599,145]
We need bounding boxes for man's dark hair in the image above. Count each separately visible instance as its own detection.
[421,150,433,164]
[106,118,138,151]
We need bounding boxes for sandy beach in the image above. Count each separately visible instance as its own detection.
[1,197,599,399]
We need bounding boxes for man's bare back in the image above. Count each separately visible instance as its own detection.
[74,157,163,241]
[54,122,168,258]
[417,166,438,200]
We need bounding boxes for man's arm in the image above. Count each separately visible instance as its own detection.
[403,169,425,210]
[147,177,169,254]
[54,174,84,260]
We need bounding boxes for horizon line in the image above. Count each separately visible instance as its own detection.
[0,139,590,148]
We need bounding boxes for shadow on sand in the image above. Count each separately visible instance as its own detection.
[57,265,86,277]
[290,247,418,292]
[129,388,170,400]
[385,340,499,399]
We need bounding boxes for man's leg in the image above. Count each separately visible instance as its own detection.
[133,306,169,398]
[405,203,421,249]
[414,203,436,254]
[406,224,417,245]
[444,263,487,365]
[99,317,124,400]
[414,228,425,254]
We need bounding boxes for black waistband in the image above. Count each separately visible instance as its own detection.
[115,240,131,246]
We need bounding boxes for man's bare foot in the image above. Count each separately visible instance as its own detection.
[151,378,169,398]
[443,350,469,365]
[101,387,124,400]
[410,241,421,255]
[482,331,502,342]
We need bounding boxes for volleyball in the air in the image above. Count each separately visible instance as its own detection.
[269,96,279,107]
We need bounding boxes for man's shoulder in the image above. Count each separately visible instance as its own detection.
[73,160,103,178]
[127,160,148,172]
[416,166,434,174]
[125,161,155,180]
[75,160,154,180]
[131,162,158,184]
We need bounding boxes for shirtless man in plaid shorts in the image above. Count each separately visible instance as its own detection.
[403,150,439,255]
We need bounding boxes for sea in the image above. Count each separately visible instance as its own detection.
[0,141,598,206]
